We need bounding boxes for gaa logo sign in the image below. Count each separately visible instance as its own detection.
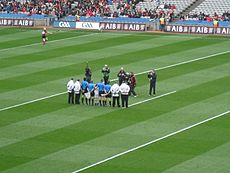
[59,21,70,28]
[82,22,93,29]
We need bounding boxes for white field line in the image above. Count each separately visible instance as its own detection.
[72,110,230,173]
[0,33,98,52]
[134,50,230,76]
[0,50,229,112]
[128,90,176,108]
[0,92,66,112]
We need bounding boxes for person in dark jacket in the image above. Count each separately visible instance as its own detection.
[148,69,157,96]
[129,72,137,97]
[85,62,92,83]
[102,64,110,85]
[117,67,126,85]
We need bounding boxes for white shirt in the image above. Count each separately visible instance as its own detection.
[119,82,130,95]
[94,87,99,98]
[111,83,120,97]
[67,79,74,93]
[74,81,81,94]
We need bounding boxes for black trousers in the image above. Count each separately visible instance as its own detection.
[149,80,156,95]
[104,76,109,85]
[121,94,129,108]
[68,92,74,104]
[75,93,80,104]
[130,85,137,96]
[112,96,120,107]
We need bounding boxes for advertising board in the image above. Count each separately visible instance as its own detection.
[99,22,146,31]
[76,22,99,30]
[166,25,230,35]
[53,21,76,28]
[0,18,34,26]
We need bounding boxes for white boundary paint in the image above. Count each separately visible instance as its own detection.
[128,90,176,108]
[134,50,230,76]
[0,33,99,52]
[72,110,230,173]
[1,50,229,112]
[0,92,66,112]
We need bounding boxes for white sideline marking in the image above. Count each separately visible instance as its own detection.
[72,110,230,173]
[129,90,176,108]
[134,50,230,76]
[0,92,66,112]
[0,50,229,112]
[0,33,98,52]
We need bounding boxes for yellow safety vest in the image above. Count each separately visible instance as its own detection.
[213,20,218,28]
[160,18,165,25]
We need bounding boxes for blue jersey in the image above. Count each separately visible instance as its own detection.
[104,84,111,93]
[81,80,88,90]
[88,83,95,92]
[97,82,105,92]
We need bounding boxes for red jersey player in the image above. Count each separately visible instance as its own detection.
[42,28,48,45]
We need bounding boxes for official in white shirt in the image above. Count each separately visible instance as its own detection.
[111,82,120,107]
[74,79,81,104]
[67,78,75,104]
[119,81,130,108]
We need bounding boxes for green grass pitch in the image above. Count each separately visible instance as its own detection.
[0,27,229,173]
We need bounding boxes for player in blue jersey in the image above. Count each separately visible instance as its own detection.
[81,77,88,104]
[87,81,95,106]
[104,81,112,106]
[97,79,105,106]
[94,84,99,106]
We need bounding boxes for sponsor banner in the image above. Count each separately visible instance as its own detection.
[76,22,99,30]
[100,23,146,31]
[53,21,76,28]
[216,27,230,35]
[0,18,34,26]
[166,25,230,35]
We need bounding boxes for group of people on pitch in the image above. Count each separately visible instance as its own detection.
[67,64,157,108]
[67,64,138,108]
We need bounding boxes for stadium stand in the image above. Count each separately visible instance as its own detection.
[136,0,195,14]
[172,0,230,27]
[63,0,178,23]
[190,0,230,17]
[0,0,64,19]
[1,0,230,26]
[0,0,177,22]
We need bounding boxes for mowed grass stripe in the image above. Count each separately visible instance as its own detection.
[80,112,230,173]
[163,140,230,172]
[0,35,185,80]
[36,93,229,173]
[0,29,95,49]
[0,39,228,94]
[135,54,229,86]
[0,54,229,125]
[0,29,229,173]
[1,47,228,109]
[0,90,228,172]
[0,34,153,68]
[0,30,39,43]
[0,75,229,171]
[0,62,229,141]
[0,32,99,59]
[1,93,228,173]
[0,27,29,36]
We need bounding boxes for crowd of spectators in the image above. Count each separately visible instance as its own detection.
[0,0,69,19]
[180,11,230,22]
[70,0,111,17]
[110,0,176,21]
[0,0,176,21]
